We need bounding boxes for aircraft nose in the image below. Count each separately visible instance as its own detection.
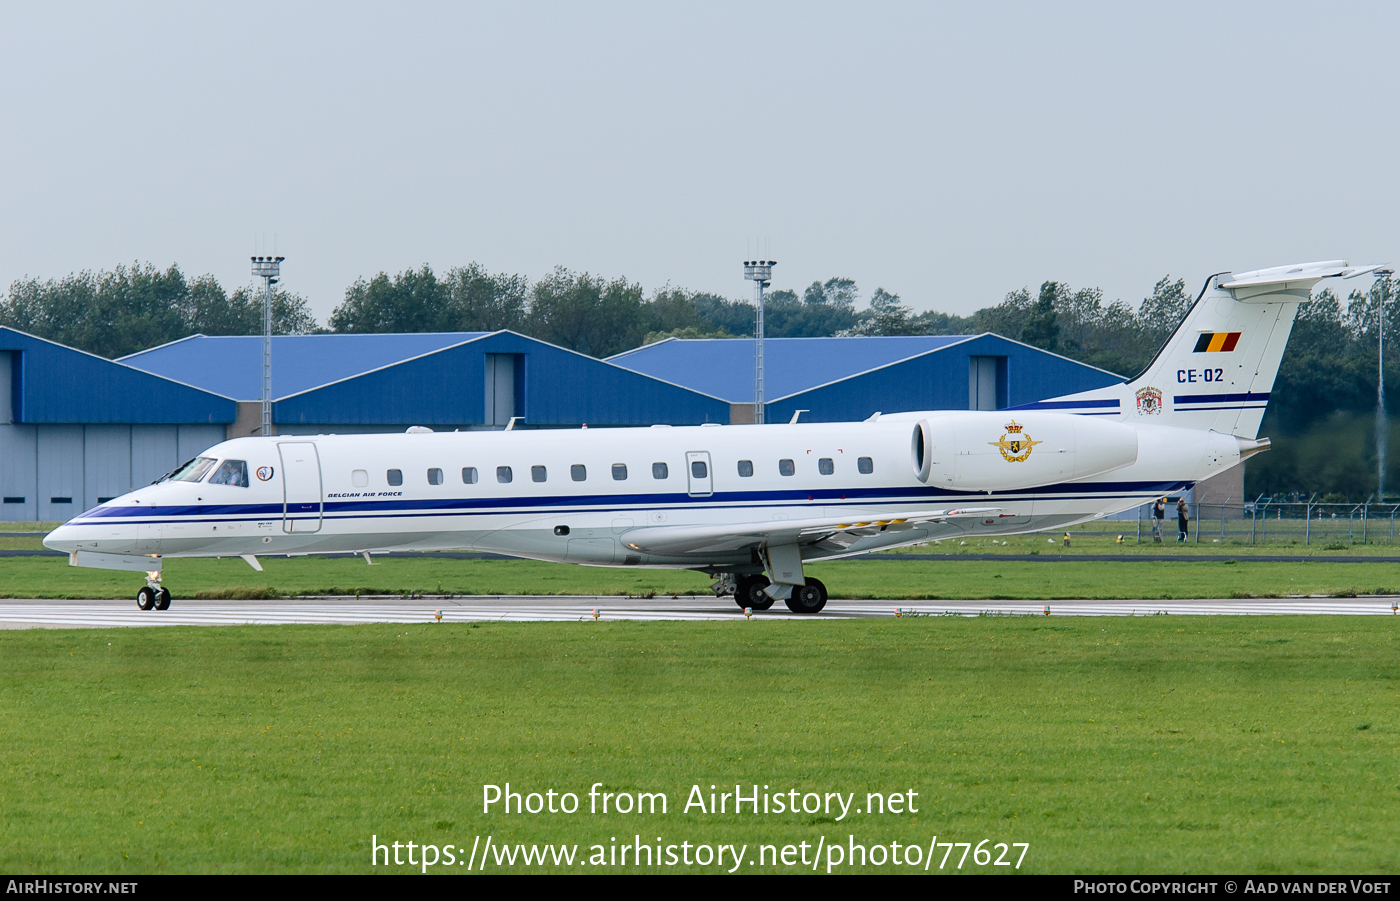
[42,524,81,553]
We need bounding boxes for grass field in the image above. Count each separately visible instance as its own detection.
[2,618,1396,873]
[2,554,1400,601]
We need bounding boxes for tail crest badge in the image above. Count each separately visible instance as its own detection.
[990,421,1042,462]
[1135,386,1163,415]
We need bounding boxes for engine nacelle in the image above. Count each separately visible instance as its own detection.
[912,411,1139,491]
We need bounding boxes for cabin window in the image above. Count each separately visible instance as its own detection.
[818,457,834,476]
[858,456,874,474]
[737,460,754,477]
[387,469,403,487]
[532,465,547,483]
[209,460,250,488]
[427,468,444,485]
[2,497,24,504]
[612,463,628,481]
[778,458,795,477]
[571,464,587,481]
[691,460,708,479]
[462,467,478,484]
[497,466,513,483]
[651,462,668,479]
[50,497,73,504]
[171,456,217,483]
[352,469,369,487]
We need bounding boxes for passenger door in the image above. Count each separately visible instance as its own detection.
[278,442,323,533]
[685,451,713,497]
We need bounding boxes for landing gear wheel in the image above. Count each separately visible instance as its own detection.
[155,587,172,611]
[137,587,156,611]
[734,575,775,611]
[784,578,828,614]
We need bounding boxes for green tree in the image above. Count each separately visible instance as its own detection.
[688,292,756,337]
[328,265,449,333]
[1246,276,1400,499]
[906,308,975,335]
[527,268,649,357]
[216,286,320,337]
[1018,281,1062,352]
[844,288,914,336]
[442,263,529,332]
[1,263,316,358]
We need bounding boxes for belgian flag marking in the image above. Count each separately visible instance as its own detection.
[1193,331,1241,353]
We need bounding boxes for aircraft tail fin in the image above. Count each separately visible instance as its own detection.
[1014,261,1390,438]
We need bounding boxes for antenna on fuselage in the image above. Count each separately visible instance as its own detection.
[743,258,775,424]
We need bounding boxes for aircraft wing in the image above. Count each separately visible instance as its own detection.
[617,507,1000,555]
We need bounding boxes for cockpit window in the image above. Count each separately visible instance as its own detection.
[208,460,249,488]
[170,457,218,483]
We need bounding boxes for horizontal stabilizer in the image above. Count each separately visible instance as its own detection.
[1220,261,1390,290]
[619,507,999,555]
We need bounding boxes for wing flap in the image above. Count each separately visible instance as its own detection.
[618,507,1000,555]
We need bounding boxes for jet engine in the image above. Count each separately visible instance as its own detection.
[912,411,1139,492]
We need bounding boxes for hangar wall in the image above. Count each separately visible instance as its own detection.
[0,421,224,522]
[269,332,731,428]
[0,332,236,522]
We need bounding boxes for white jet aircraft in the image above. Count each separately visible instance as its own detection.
[43,260,1389,613]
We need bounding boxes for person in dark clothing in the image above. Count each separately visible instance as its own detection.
[1177,497,1190,542]
[1152,498,1166,543]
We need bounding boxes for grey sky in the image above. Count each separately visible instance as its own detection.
[2,1,1396,324]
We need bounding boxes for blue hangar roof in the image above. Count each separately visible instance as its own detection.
[1,327,235,424]
[119,333,490,401]
[608,335,973,402]
[120,331,732,427]
[608,334,1126,423]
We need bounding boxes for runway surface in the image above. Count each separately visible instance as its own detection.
[0,595,1397,628]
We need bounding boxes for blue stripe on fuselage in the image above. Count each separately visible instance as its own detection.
[1173,392,1270,405]
[66,479,1193,526]
[1005,399,1121,411]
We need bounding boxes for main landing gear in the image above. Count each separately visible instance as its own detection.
[785,578,828,614]
[733,575,828,614]
[735,575,775,611]
[137,575,172,611]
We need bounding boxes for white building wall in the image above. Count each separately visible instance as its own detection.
[37,425,85,521]
[177,425,226,463]
[131,426,180,489]
[0,423,38,521]
[84,425,132,510]
[0,355,38,520]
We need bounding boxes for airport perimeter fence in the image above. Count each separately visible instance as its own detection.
[1071,500,1400,547]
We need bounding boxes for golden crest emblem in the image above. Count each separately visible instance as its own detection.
[989,420,1042,463]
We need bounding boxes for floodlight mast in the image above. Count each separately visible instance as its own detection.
[743,260,775,424]
[1377,267,1396,501]
[250,256,284,437]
